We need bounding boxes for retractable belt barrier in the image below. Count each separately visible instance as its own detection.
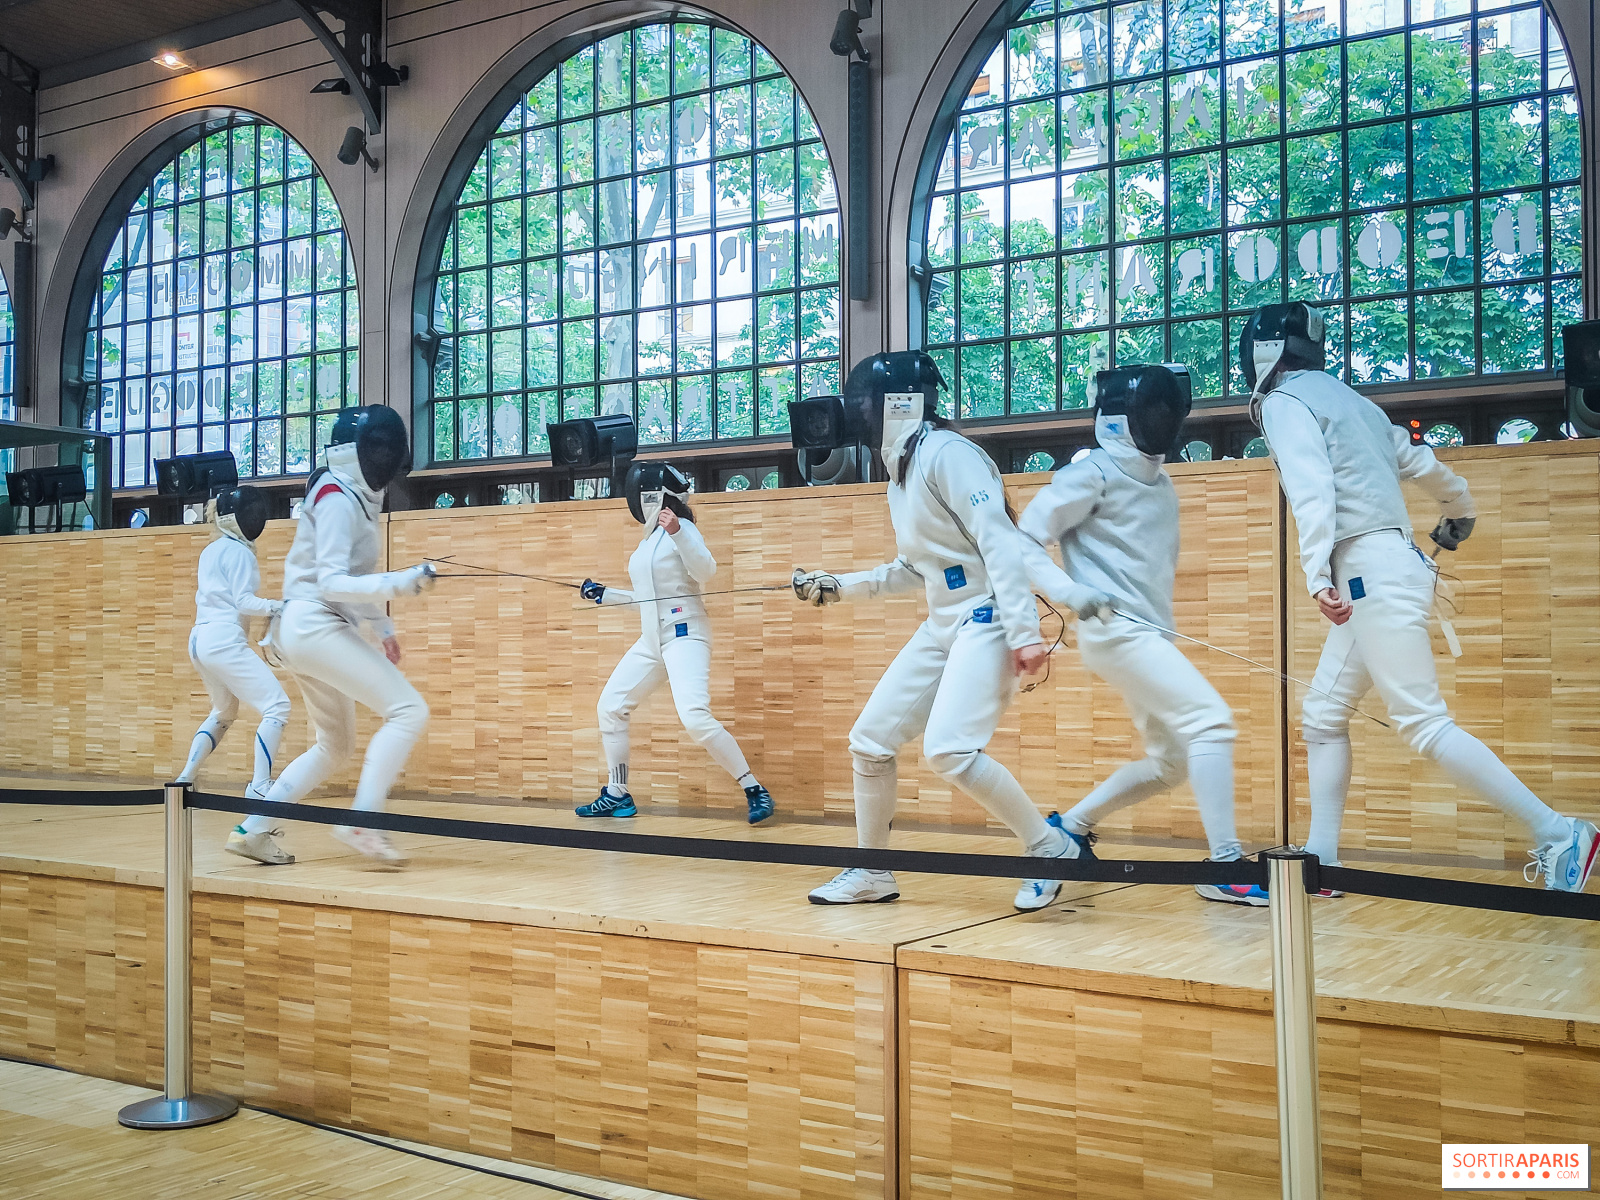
[6,781,1598,1200]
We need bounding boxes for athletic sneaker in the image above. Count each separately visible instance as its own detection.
[331,825,408,866]
[808,868,900,905]
[575,790,637,818]
[1525,817,1600,893]
[745,784,775,825]
[1195,876,1270,907]
[224,825,294,865]
[1312,888,1346,899]
[1014,814,1096,912]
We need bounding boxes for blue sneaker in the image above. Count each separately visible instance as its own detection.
[576,790,637,818]
[1014,813,1096,911]
[1195,881,1270,907]
[745,784,775,825]
[1526,818,1600,893]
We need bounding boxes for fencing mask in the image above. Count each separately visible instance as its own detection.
[1239,302,1326,421]
[842,350,947,472]
[214,485,270,544]
[1092,363,1192,458]
[624,459,691,526]
[328,405,410,491]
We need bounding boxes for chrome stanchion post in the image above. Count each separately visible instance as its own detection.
[117,783,238,1129]
[1266,847,1323,1199]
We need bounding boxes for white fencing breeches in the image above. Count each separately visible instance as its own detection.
[245,600,428,833]
[178,622,290,791]
[1067,619,1242,860]
[596,635,751,784]
[848,619,1051,852]
[1300,530,1567,862]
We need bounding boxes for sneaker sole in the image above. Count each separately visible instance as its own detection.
[224,843,295,866]
[1195,885,1269,908]
[808,892,901,905]
[575,809,637,818]
[748,810,774,825]
[1014,887,1063,912]
[1572,828,1600,892]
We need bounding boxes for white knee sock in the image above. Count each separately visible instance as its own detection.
[605,762,629,798]
[177,715,229,784]
[945,754,1052,851]
[1188,741,1242,861]
[852,760,897,850]
[602,728,630,796]
[1428,725,1569,847]
[251,718,285,795]
[1303,738,1352,865]
[736,772,758,790]
[1063,759,1169,836]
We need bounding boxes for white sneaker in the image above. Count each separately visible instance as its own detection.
[808,868,900,905]
[1014,814,1095,911]
[332,825,409,866]
[1525,818,1600,893]
[224,826,294,865]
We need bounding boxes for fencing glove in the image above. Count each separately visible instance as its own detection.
[1429,516,1476,552]
[1059,582,1114,623]
[581,579,606,603]
[792,568,843,607]
[396,563,438,597]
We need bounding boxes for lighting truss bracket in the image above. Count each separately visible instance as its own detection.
[285,0,405,134]
[0,44,40,206]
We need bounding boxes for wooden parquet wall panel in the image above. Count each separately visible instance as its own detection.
[1285,441,1600,861]
[387,459,1283,843]
[0,872,893,1200]
[0,521,381,791]
[901,969,1600,1200]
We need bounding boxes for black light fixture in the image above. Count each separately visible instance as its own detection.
[336,126,379,171]
[0,207,26,241]
[546,414,638,467]
[829,8,868,59]
[311,77,351,94]
[5,465,87,533]
[155,450,238,499]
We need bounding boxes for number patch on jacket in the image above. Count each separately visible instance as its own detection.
[969,490,990,507]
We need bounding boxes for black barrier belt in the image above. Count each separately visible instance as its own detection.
[0,786,164,806]
[186,792,1264,887]
[1320,863,1600,922]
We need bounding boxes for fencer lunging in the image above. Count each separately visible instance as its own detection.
[230,405,437,867]
[1244,301,1599,894]
[580,461,774,824]
[1017,364,1268,909]
[794,351,1088,906]
[177,487,291,831]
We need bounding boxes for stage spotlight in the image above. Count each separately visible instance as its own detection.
[787,396,859,452]
[155,450,238,499]
[829,8,867,58]
[546,414,638,468]
[337,126,379,171]
[6,465,88,533]
[0,208,23,240]
[311,77,351,94]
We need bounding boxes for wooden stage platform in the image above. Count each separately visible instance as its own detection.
[4,783,1599,1199]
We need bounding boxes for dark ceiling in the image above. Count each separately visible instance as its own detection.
[1,0,294,85]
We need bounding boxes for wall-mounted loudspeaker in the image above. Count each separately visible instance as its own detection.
[1561,321,1600,437]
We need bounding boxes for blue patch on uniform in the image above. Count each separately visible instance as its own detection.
[944,565,967,590]
[675,623,689,637]
[1347,577,1365,600]
[969,606,993,624]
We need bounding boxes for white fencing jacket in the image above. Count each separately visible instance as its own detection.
[193,534,280,632]
[1260,370,1476,594]
[836,426,1042,650]
[600,519,717,648]
[1017,416,1179,634]
[279,447,415,639]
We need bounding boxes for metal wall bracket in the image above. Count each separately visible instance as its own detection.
[0,44,40,206]
[285,0,405,134]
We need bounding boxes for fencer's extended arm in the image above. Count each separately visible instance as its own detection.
[932,441,1043,648]
[1260,394,1339,596]
[830,557,923,600]
[1389,425,1476,518]
[669,520,717,583]
[217,539,281,620]
[309,494,416,638]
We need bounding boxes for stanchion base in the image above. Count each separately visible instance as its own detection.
[117,1093,239,1129]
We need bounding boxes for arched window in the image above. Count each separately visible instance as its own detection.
[914,0,1581,416]
[77,117,361,488]
[420,19,840,464]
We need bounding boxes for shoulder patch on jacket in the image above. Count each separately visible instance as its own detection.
[312,481,344,506]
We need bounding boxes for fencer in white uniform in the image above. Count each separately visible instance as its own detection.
[1017,365,1268,909]
[177,486,291,824]
[794,351,1089,905]
[228,405,437,867]
[1244,302,1598,893]
[579,461,774,823]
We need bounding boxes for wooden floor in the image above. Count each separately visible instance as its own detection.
[6,782,1599,1199]
[0,1058,686,1199]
